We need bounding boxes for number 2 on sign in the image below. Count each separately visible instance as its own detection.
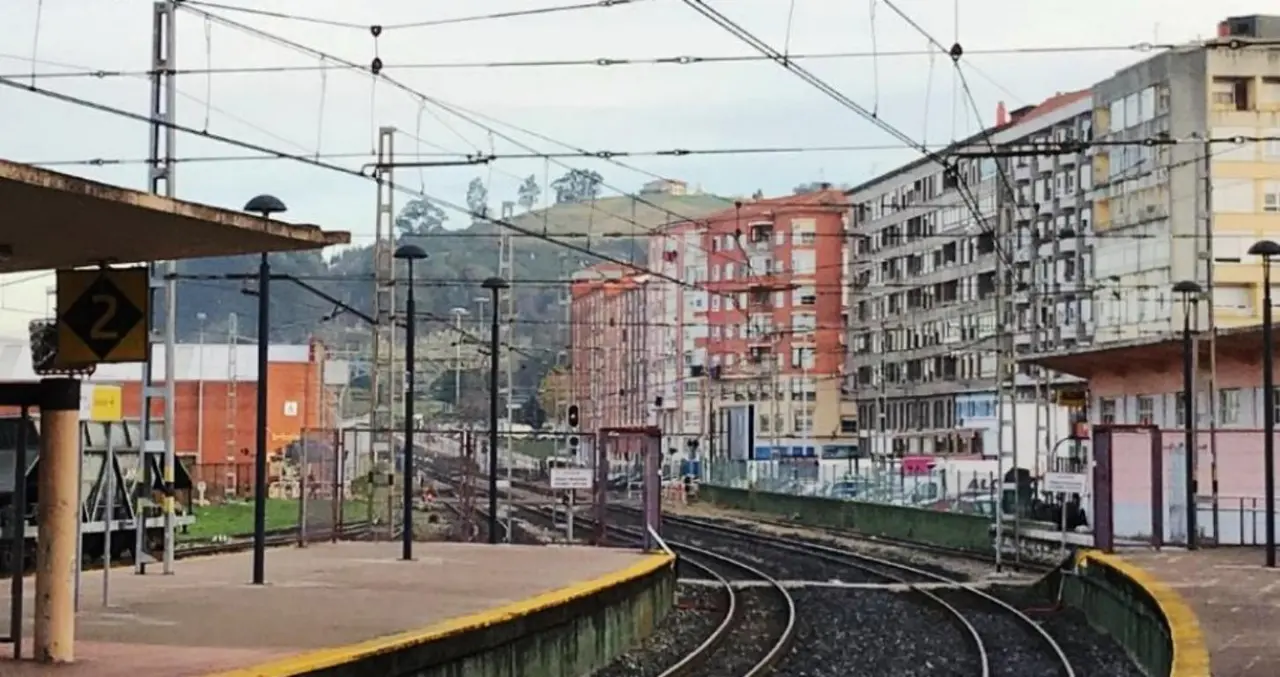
[89,294,119,340]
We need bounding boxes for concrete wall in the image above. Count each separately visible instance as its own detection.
[304,554,676,677]
[699,484,993,553]
[1062,551,1210,677]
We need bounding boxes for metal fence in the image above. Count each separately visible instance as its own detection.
[704,457,1006,519]
[185,427,376,543]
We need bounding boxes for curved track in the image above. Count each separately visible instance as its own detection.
[621,508,1075,677]
[524,508,795,677]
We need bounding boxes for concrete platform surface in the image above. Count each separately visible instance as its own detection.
[0,541,657,677]
[1123,548,1280,677]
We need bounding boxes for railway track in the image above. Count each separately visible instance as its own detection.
[610,507,1076,677]
[519,505,795,677]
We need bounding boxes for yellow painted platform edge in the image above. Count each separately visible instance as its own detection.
[1076,551,1212,677]
[201,552,675,677]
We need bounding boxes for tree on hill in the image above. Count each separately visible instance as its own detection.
[395,197,448,236]
[517,174,540,212]
[551,169,603,204]
[465,177,489,219]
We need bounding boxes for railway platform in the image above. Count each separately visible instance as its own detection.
[1120,548,1278,677]
[0,541,674,677]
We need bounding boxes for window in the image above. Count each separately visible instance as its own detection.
[793,284,816,306]
[1175,391,1186,427]
[759,414,771,433]
[1099,398,1116,424]
[1212,77,1251,111]
[1212,179,1256,213]
[790,346,815,370]
[1274,388,1280,427]
[1219,388,1241,425]
[1212,285,1253,311]
[791,249,816,275]
[1266,130,1280,159]
[1265,182,1280,213]
[1136,395,1154,425]
[792,410,814,434]
[1262,78,1280,107]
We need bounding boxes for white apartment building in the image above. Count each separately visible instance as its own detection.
[1090,16,1280,340]
[846,91,1093,461]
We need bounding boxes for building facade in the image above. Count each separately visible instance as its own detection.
[1089,16,1280,341]
[696,189,857,460]
[569,264,652,446]
[647,219,709,455]
[845,91,1090,461]
[0,339,345,468]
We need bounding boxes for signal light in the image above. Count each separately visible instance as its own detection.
[567,404,580,428]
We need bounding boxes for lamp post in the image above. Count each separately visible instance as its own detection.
[1249,239,1280,568]
[394,244,428,561]
[243,193,287,585]
[1173,279,1202,550]
[482,277,509,544]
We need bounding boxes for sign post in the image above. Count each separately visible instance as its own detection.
[80,386,124,607]
[550,467,593,542]
[1043,471,1088,558]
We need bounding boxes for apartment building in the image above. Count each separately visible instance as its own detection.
[696,189,857,460]
[647,219,710,455]
[568,264,652,446]
[846,91,1092,458]
[1090,14,1280,340]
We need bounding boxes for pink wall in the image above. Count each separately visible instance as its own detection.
[1089,352,1280,397]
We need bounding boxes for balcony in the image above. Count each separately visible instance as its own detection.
[1013,162,1033,182]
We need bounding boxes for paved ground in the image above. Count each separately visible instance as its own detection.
[1123,547,1280,677]
[0,541,651,676]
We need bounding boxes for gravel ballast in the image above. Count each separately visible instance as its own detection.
[592,582,725,677]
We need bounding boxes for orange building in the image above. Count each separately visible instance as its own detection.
[0,339,346,471]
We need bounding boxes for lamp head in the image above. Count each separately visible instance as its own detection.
[393,243,428,261]
[482,277,509,291]
[1172,280,1202,296]
[1248,239,1280,258]
[242,194,288,217]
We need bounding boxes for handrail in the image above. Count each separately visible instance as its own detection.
[646,524,675,557]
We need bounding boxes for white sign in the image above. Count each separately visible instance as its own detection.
[550,468,594,490]
[1043,472,1088,495]
[283,401,299,417]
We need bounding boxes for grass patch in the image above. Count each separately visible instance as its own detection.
[182,498,372,541]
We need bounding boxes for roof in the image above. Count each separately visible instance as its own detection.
[0,340,350,384]
[690,188,849,232]
[1023,325,1276,380]
[1012,90,1090,126]
[0,160,350,273]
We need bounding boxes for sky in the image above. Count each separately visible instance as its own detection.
[0,0,1266,336]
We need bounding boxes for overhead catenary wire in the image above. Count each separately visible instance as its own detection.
[2,41,1223,81]
[178,0,650,32]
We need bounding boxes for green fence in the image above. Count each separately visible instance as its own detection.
[698,484,994,553]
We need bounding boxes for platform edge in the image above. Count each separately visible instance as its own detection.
[1078,551,1211,677]
[200,551,676,677]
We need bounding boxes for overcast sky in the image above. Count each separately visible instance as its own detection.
[0,0,1262,336]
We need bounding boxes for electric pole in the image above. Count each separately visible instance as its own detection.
[498,201,516,541]
[141,0,179,575]
[371,126,397,533]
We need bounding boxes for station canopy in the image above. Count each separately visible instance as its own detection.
[0,159,350,273]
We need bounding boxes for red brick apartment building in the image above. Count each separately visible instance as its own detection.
[569,264,652,442]
[697,189,857,458]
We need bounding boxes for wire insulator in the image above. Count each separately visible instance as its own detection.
[948,42,963,61]
[371,57,383,75]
